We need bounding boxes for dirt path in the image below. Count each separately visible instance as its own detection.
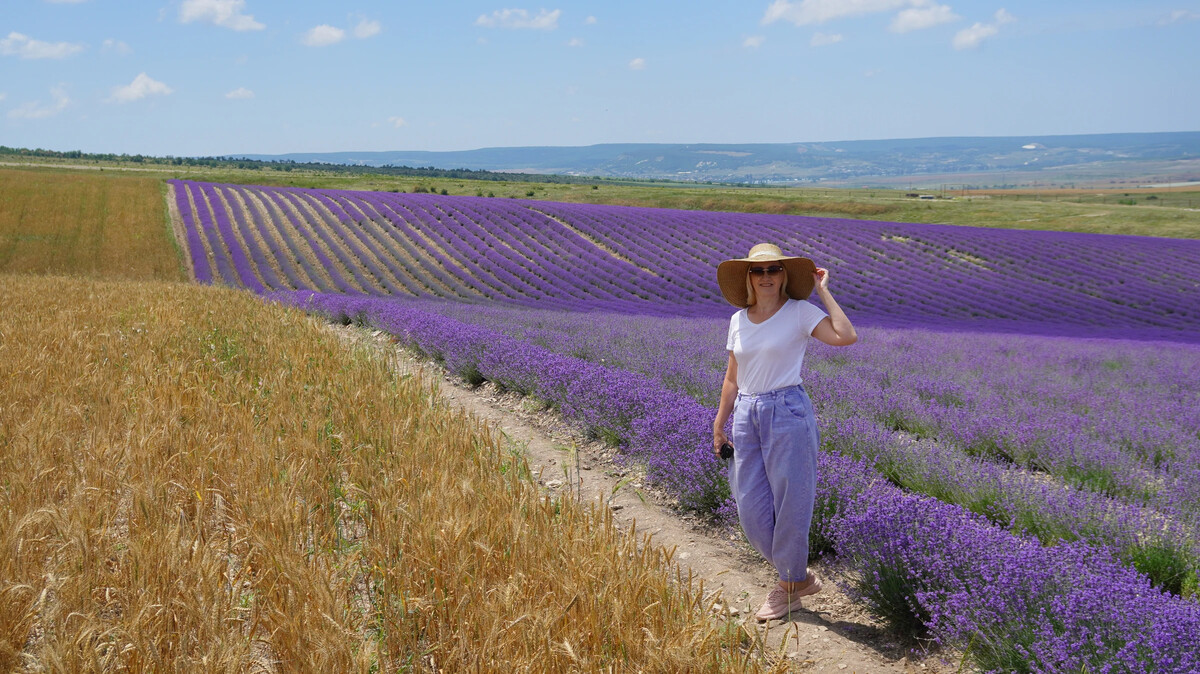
[331,324,954,673]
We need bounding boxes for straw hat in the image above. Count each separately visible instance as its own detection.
[716,243,816,308]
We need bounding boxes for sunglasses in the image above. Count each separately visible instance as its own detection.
[748,265,785,276]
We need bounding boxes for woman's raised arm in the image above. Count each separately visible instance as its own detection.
[809,267,857,347]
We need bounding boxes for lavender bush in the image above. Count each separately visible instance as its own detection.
[835,487,1200,673]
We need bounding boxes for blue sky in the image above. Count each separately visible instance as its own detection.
[3,0,1198,156]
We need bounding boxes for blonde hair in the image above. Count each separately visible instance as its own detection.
[745,266,788,308]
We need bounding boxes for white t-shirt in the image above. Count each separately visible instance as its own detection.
[726,298,828,395]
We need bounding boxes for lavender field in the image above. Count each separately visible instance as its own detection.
[171,179,1199,339]
[173,179,1200,672]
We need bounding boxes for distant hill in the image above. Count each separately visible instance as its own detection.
[235,131,1200,185]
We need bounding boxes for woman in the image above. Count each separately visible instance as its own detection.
[712,242,857,622]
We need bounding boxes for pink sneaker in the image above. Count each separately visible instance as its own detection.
[755,573,822,622]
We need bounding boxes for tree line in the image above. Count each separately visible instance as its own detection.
[0,145,628,185]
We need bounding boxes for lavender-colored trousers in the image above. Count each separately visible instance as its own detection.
[728,384,819,583]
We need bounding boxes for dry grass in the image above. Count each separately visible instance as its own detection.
[0,274,772,672]
[0,168,183,281]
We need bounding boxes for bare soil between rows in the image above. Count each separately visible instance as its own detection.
[330,323,959,673]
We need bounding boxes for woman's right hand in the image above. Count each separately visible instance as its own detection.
[713,429,729,457]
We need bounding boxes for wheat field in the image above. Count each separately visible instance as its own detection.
[0,270,768,671]
[0,169,183,281]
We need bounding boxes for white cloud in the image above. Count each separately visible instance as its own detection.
[101,38,132,54]
[179,0,264,31]
[0,93,6,102]
[107,73,172,103]
[387,116,407,128]
[628,57,646,70]
[354,18,382,39]
[0,32,85,59]
[890,2,958,32]
[953,9,1014,49]
[8,86,70,119]
[299,16,378,45]
[763,0,910,26]
[744,35,766,48]
[302,24,346,47]
[475,9,561,30]
[1161,9,1200,24]
[764,0,967,34]
[952,23,994,49]
[568,37,584,47]
[585,15,597,24]
[225,87,254,99]
[810,31,843,46]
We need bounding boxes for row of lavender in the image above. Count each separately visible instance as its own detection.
[172,180,1200,340]
[386,299,1200,597]
[271,291,1200,673]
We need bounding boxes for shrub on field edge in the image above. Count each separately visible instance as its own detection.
[832,487,1200,673]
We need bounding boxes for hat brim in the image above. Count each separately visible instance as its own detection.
[716,255,816,308]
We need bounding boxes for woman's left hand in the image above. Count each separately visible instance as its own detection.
[813,267,830,292]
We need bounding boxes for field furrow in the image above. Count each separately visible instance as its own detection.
[250,187,343,293]
[185,181,241,286]
[356,193,483,298]
[288,191,402,295]
[171,181,212,283]
[198,183,265,292]
[216,185,288,290]
[266,189,372,294]
[320,193,448,296]
[231,185,316,290]
[298,192,416,296]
